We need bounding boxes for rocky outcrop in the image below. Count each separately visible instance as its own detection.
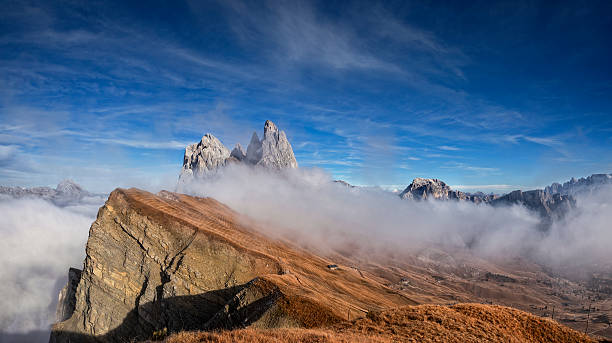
[398,178,494,203]
[490,190,575,223]
[256,120,298,169]
[179,134,231,180]
[0,179,93,206]
[230,143,247,161]
[179,121,297,182]
[399,178,458,201]
[55,268,82,322]
[545,173,612,196]
[246,132,263,164]
[51,188,412,342]
[333,180,356,188]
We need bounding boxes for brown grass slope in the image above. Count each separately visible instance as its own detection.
[125,188,416,325]
[160,303,594,343]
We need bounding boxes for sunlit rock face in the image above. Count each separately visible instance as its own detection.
[179,133,231,180]
[179,120,297,183]
[399,178,457,201]
[50,188,413,343]
[256,120,298,169]
[50,189,282,343]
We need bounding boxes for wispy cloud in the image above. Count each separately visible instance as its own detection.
[0,145,19,162]
[438,145,461,151]
[441,162,501,176]
[87,138,189,150]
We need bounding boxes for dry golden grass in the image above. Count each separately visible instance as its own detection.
[159,303,594,343]
[120,188,415,324]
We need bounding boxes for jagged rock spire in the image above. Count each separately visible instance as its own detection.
[258,120,298,169]
[179,133,230,180]
[246,132,262,164]
[179,120,298,181]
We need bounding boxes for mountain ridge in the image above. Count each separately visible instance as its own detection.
[0,179,95,206]
[50,188,414,343]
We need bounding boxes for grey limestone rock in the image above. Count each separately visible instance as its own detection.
[544,173,612,196]
[0,179,92,206]
[230,143,247,161]
[257,120,298,169]
[179,121,298,182]
[246,132,263,164]
[179,133,231,180]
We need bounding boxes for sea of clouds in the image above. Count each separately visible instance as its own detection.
[0,194,104,342]
[180,165,612,274]
[1,166,610,342]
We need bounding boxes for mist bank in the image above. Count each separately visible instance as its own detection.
[178,165,612,276]
[1,166,609,340]
[0,196,102,341]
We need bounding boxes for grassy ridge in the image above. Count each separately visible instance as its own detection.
[158,303,594,343]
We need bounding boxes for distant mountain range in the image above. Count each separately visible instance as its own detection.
[175,122,610,228]
[544,173,612,196]
[397,178,576,226]
[0,179,95,206]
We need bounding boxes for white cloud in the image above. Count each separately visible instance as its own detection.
[0,197,101,337]
[0,145,19,162]
[438,145,461,151]
[178,165,612,275]
[87,138,189,150]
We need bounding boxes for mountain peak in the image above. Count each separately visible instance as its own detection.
[179,134,231,180]
[399,178,452,200]
[264,120,278,133]
[230,143,246,161]
[246,131,262,164]
[55,179,84,194]
[544,173,612,196]
[179,120,297,182]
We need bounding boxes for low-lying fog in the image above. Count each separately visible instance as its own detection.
[1,166,610,341]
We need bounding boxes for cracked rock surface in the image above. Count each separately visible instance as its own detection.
[50,188,281,342]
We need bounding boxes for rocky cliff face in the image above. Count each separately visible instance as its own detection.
[55,268,82,323]
[545,173,612,196]
[51,188,412,342]
[490,190,575,223]
[179,120,297,182]
[179,134,232,179]
[256,120,298,169]
[399,178,458,201]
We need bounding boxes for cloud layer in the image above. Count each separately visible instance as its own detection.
[0,196,102,340]
[1,166,610,341]
[179,165,612,274]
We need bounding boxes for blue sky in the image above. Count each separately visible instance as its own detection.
[1,0,611,193]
